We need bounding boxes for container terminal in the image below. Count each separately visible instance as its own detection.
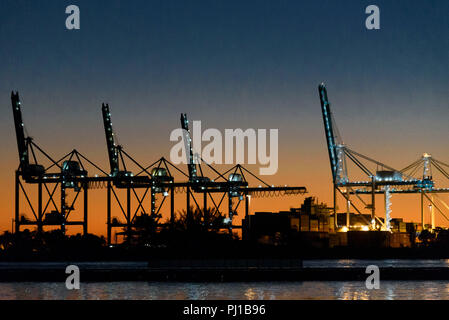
[5,83,449,258]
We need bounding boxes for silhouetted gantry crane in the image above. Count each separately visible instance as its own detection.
[11,92,110,235]
[101,103,188,243]
[179,113,307,233]
[10,91,307,244]
[101,105,307,238]
[399,153,449,229]
[319,83,449,231]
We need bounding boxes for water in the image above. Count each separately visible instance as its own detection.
[2,259,449,270]
[1,281,449,300]
[1,260,449,300]
[0,261,149,270]
[302,259,449,268]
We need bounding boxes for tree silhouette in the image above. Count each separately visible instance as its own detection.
[126,212,162,246]
[173,206,227,233]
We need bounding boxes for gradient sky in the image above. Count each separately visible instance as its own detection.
[0,0,448,236]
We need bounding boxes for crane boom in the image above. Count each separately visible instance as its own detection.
[11,91,45,178]
[319,83,339,183]
[180,113,198,181]
[101,103,120,176]
[11,91,29,170]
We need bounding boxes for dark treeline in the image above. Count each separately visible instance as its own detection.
[3,207,449,261]
[0,207,242,261]
[0,229,106,261]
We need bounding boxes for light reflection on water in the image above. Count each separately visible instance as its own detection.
[2,281,449,300]
[2,259,449,270]
[2,260,449,300]
[303,259,449,268]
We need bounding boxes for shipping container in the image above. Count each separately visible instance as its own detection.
[310,220,319,232]
[300,215,309,232]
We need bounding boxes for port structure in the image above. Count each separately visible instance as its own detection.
[399,153,449,229]
[11,91,307,243]
[101,103,186,244]
[319,83,438,232]
[11,92,110,235]
[179,113,307,234]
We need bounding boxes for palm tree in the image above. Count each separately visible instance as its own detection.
[129,212,162,245]
[174,206,227,232]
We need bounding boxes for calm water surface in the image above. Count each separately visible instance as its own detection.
[1,260,449,300]
[2,259,449,269]
[1,281,449,300]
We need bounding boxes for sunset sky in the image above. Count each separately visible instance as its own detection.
[0,0,448,236]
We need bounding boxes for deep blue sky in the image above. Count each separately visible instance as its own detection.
[0,0,447,143]
[0,0,448,231]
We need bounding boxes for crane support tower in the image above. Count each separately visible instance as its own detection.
[317,83,449,232]
[179,113,307,234]
[11,92,108,235]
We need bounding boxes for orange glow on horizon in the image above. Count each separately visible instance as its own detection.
[2,147,449,238]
